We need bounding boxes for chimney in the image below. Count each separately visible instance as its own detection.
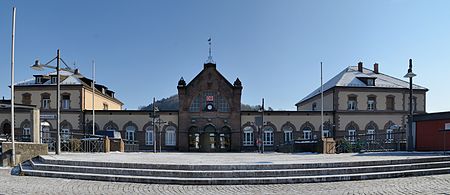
[357,62,363,72]
[373,63,379,74]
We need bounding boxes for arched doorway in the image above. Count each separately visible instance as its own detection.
[1,122,11,140]
[218,126,231,152]
[199,125,216,152]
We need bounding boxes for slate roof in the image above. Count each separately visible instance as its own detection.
[297,66,428,105]
[15,70,84,86]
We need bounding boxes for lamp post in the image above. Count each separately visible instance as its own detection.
[155,118,167,153]
[31,49,79,155]
[404,59,416,152]
[258,98,265,154]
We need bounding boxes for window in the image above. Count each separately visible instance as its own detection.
[283,126,294,143]
[367,129,375,141]
[51,76,57,84]
[386,129,394,143]
[62,94,70,109]
[42,126,51,143]
[347,96,357,111]
[367,79,374,86]
[103,103,108,110]
[312,103,317,111]
[145,127,154,145]
[386,96,395,111]
[22,93,32,105]
[41,94,51,109]
[189,95,201,112]
[367,96,376,111]
[348,129,356,142]
[61,126,71,142]
[165,126,176,146]
[243,126,254,146]
[263,127,274,146]
[217,96,230,112]
[445,123,450,131]
[23,124,31,136]
[35,77,42,84]
[125,126,136,144]
[303,127,312,140]
[323,130,330,138]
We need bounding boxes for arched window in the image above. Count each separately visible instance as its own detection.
[242,126,254,146]
[125,126,136,144]
[282,125,294,143]
[347,125,357,142]
[145,126,154,145]
[165,126,176,146]
[366,123,376,141]
[61,122,72,142]
[263,126,274,146]
[22,122,31,136]
[302,126,312,140]
[189,95,201,112]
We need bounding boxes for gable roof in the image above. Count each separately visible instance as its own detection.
[186,63,234,88]
[297,66,428,105]
[15,70,84,86]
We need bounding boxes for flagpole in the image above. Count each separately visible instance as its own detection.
[11,7,17,166]
[92,60,95,135]
[321,62,324,139]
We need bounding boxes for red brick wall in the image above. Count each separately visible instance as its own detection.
[416,119,450,151]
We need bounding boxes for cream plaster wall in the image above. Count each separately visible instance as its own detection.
[338,91,404,111]
[83,89,122,110]
[337,114,404,132]
[297,93,334,111]
[241,113,333,132]
[15,89,81,110]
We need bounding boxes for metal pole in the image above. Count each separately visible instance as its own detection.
[159,119,162,153]
[321,62,324,139]
[153,97,156,153]
[261,98,264,154]
[408,59,414,151]
[92,60,95,135]
[56,49,61,155]
[11,7,16,165]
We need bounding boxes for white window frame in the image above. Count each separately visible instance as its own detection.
[42,126,51,143]
[386,129,394,143]
[303,130,312,140]
[367,100,375,111]
[367,129,375,141]
[165,126,176,146]
[51,77,57,84]
[284,130,293,143]
[125,126,136,144]
[61,128,70,142]
[348,129,356,142]
[323,129,330,138]
[348,100,356,111]
[42,98,50,109]
[367,79,374,86]
[445,123,450,131]
[145,128,154,145]
[62,99,70,110]
[263,128,274,146]
[243,127,254,146]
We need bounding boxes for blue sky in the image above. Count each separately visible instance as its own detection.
[1,0,449,112]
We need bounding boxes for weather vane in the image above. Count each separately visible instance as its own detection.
[207,37,214,63]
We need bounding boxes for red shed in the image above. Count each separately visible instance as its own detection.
[414,112,450,151]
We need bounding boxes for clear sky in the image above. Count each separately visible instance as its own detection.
[1,0,449,112]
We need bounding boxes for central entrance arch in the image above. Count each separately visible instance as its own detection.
[188,125,232,152]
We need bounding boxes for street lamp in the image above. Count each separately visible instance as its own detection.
[404,59,416,152]
[31,49,80,155]
[258,98,265,154]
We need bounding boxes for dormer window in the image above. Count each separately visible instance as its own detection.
[367,79,374,86]
[51,76,57,84]
[102,88,106,94]
[35,77,42,84]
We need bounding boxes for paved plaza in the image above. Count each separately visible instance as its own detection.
[1,167,450,194]
[3,152,450,194]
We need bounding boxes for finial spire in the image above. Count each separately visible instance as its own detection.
[207,37,214,63]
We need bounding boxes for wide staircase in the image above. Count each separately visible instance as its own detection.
[20,156,450,185]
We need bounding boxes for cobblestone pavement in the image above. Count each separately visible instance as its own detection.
[1,169,450,195]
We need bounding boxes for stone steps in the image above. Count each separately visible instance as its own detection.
[19,156,450,185]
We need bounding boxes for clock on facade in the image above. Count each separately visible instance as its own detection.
[206,103,214,111]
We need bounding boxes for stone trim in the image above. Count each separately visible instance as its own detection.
[103,121,119,131]
[122,121,139,132]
